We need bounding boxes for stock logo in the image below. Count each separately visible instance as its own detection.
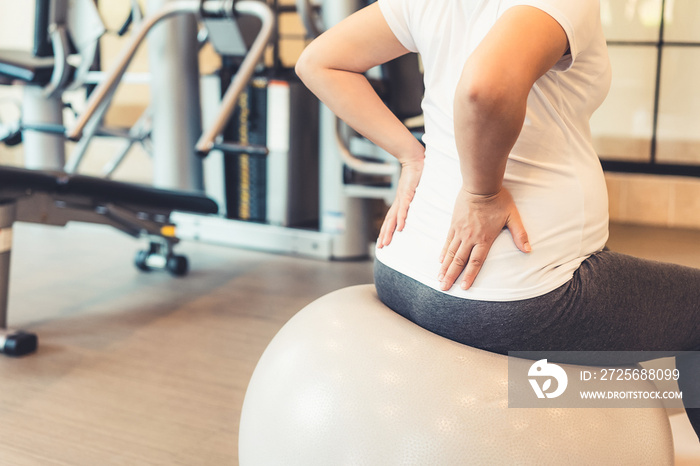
[528,359,568,399]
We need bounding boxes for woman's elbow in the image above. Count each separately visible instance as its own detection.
[295,48,311,83]
[295,43,322,85]
[454,68,525,113]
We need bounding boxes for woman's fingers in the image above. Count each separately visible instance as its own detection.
[438,231,463,289]
[460,243,490,290]
[377,159,424,248]
[396,197,410,232]
[439,238,472,291]
[438,239,491,291]
[378,195,409,248]
[439,229,456,264]
[377,206,397,248]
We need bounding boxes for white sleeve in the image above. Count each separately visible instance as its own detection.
[499,0,602,71]
[377,0,419,53]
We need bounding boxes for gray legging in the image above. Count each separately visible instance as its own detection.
[374,249,700,440]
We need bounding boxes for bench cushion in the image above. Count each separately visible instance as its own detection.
[0,165,218,215]
[60,175,219,215]
[0,164,58,192]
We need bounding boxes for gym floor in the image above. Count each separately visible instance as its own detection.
[0,143,699,464]
[0,222,697,465]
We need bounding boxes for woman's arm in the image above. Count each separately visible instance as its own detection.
[295,4,426,247]
[438,6,570,291]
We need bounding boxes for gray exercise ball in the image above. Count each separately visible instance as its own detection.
[239,285,674,465]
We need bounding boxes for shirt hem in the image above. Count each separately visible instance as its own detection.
[375,254,584,303]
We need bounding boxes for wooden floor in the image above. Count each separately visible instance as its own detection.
[0,221,699,465]
[1,222,373,465]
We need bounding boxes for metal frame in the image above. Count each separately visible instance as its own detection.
[0,201,36,357]
[68,1,275,155]
[67,0,388,261]
[172,0,385,260]
[196,1,276,154]
[19,0,106,171]
[0,182,199,356]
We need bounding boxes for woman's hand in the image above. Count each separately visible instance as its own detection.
[377,157,425,248]
[438,187,530,291]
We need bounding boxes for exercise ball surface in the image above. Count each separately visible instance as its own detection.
[239,285,674,465]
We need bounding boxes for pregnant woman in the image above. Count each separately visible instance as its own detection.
[295,0,700,440]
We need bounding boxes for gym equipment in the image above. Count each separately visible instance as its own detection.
[0,1,273,182]
[68,1,274,149]
[295,0,324,39]
[0,0,273,265]
[2,0,420,264]
[0,164,218,356]
[13,0,412,261]
[239,285,675,465]
[173,0,424,260]
[0,0,150,175]
[0,1,277,357]
[0,0,106,171]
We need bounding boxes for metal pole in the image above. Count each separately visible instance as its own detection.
[22,87,65,170]
[319,0,369,258]
[0,202,16,330]
[147,0,203,191]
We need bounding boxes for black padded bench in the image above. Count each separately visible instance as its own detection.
[61,174,218,215]
[0,164,218,356]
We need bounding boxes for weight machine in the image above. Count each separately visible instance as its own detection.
[172,0,424,260]
[0,0,275,356]
[2,0,424,262]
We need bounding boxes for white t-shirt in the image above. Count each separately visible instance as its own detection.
[375,0,612,301]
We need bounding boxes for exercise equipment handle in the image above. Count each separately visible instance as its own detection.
[66,1,274,145]
[194,1,275,155]
[295,0,324,39]
[335,117,399,176]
